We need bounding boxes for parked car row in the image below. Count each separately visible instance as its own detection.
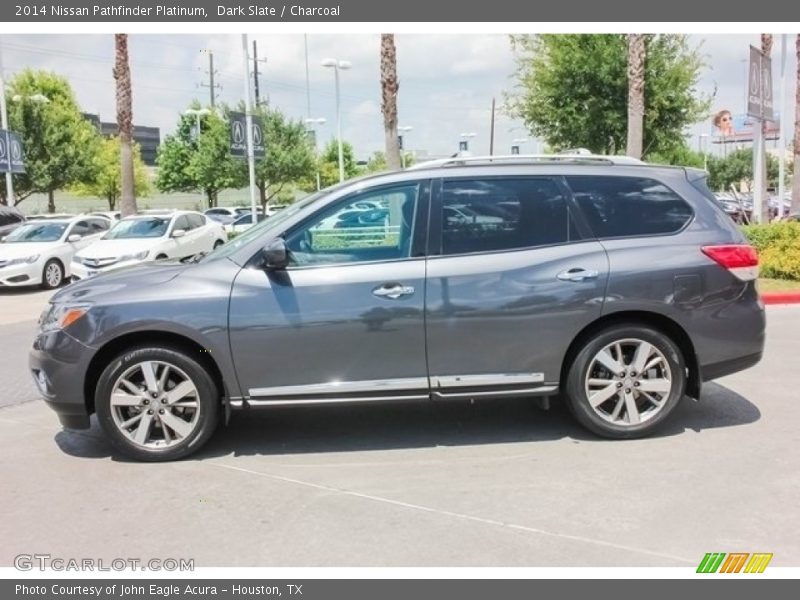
[1,211,226,289]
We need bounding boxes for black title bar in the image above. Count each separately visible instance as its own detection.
[2,0,799,22]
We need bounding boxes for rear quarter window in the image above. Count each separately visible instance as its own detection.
[566,176,693,239]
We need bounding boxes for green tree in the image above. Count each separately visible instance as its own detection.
[647,144,705,168]
[71,137,150,210]
[506,35,710,157]
[249,105,316,210]
[155,105,242,208]
[317,139,358,187]
[1,70,99,211]
[707,148,781,192]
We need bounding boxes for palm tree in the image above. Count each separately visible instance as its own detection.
[626,34,646,160]
[380,34,401,170]
[114,33,136,217]
[793,34,800,214]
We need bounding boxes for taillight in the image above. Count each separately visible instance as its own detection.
[701,244,759,281]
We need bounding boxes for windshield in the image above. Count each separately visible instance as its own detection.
[104,217,169,239]
[3,222,67,243]
[203,189,334,262]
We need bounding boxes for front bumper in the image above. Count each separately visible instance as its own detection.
[0,261,41,287]
[29,328,96,429]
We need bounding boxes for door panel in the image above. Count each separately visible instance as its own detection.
[424,176,608,392]
[228,259,428,399]
[425,243,608,386]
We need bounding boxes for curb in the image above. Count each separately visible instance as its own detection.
[761,292,800,305]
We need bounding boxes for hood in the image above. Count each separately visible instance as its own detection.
[75,238,164,260]
[0,241,59,260]
[51,260,188,304]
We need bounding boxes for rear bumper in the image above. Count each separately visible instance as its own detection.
[701,351,763,382]
[29,329,95,430]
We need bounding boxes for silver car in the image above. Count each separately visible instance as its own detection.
[30,154,766,461]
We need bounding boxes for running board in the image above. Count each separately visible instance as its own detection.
[432,385,558,400]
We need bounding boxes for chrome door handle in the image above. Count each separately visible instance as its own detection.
[557,268,599,282]
[372,283,415,299]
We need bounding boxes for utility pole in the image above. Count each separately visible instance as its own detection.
[489,97,496,156]
[200,49,220,108]
[241,35,258,225]
[304,34,311,117]
[252,40,267,107]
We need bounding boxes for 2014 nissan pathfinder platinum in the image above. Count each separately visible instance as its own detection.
[30,154,766,461]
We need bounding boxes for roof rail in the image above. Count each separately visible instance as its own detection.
[406,153,645,171]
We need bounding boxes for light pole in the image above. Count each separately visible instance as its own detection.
[460,132,476,154]
[321,58,351,183]
[398,125,413,168]
[184,108,210,141]
[305,117,326,191]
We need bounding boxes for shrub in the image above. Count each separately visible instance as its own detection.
[742,222,800,280]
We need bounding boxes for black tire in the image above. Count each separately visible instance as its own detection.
[155,253,168,260]
[213,239,225,249]
[95,346,220,461]
[41,259,64,289]
[564,324,686,439]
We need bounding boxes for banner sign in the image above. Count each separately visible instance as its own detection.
[229,111,265,159]
[0,130,26,174]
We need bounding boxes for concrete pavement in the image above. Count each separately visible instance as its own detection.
[1,287,798,567]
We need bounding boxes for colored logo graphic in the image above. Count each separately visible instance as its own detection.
[696,552,773,573]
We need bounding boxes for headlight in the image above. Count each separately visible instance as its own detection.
[3,255,39,266]
[118,250,149,262]
[39,303,91,332]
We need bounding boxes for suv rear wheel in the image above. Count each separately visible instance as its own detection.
[565,325,686,438]
[95,347,219,461]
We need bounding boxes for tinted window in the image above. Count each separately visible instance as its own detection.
[440,178,578,255]
[187,214,206,229]
[285,184,419,266]
[88,219,109,233]
[172,215,190,232]
[69,221,90,237]
[0,211,22,227]
[566,176,693,238]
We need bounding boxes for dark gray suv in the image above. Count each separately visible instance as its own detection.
[30,155,766,461]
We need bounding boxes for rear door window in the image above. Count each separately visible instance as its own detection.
[439,178,580,256]
[566,176,693,238]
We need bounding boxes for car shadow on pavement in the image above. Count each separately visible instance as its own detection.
[53,381,760,461]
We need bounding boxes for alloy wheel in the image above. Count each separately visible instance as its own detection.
[109,360,200,449]
[584,338,673,426]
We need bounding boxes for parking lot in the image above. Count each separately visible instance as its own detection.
[1,288,798,567]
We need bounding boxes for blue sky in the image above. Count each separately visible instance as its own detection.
[1,33,796,160]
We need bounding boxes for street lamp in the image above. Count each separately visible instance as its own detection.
[398,125,413,168]
[321,57,352,182]
[459,132,476,153]
[305,117,326,191]
[184,107,211,141]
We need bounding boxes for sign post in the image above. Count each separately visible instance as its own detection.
[748,45,774,224]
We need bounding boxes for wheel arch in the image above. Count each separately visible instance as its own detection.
[83,330,227,415]
[559,310,700,399]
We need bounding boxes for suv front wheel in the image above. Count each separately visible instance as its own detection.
[95,347,220,461]
[565,325,686,439]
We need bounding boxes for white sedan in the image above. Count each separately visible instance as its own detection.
[0,216,111,289]
[224,212,268,235]
[71,211,226,281]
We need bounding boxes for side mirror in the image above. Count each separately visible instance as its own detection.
[261,238,288,270]
[67,234,82,243]
[171,229,186,238]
